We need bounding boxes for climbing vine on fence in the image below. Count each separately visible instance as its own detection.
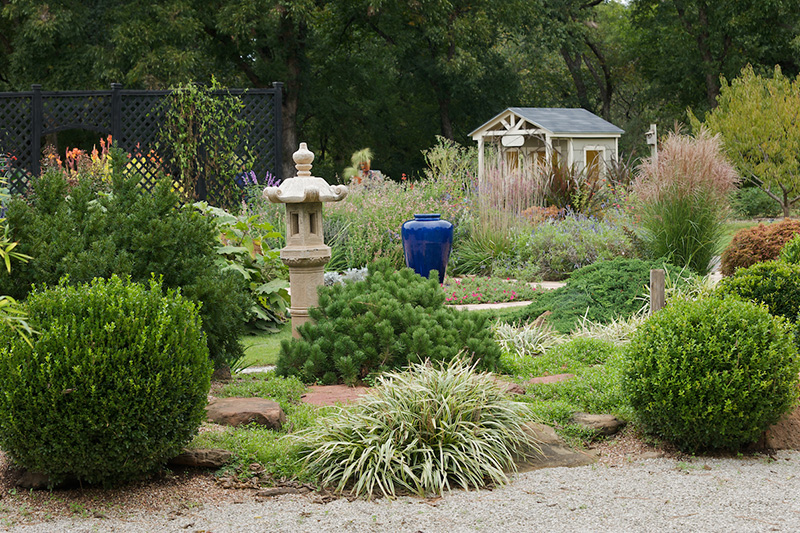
[160,78,252,210]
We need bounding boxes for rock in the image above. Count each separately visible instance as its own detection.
[490,376,526,395]
[206,398,286,429]
[169,448,234,468]
[532,311,552,328]
[256,487,302,497]
[571,413,626,436]
[529,373,575,385]
[756,405,800,450]
[211,366,232,381]
[300,385,370,406]
[17,471,51,489]
[516,422,596,471]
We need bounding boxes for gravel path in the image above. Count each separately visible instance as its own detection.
[11,451,800,532]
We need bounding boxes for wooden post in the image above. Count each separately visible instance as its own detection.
[650,269,665,313]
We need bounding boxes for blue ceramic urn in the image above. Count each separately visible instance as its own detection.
[401,214,453,283]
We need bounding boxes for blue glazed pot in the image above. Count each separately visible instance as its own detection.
[401,214,453,283]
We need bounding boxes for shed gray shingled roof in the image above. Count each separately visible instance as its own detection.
[473,107,624,136]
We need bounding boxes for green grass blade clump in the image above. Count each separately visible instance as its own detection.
[296,358,537,499]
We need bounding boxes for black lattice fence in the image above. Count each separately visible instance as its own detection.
[0,83,283,205]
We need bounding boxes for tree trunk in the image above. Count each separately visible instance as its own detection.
[438,96,454,140]
[561,47,594,113]
[279,16,306,180]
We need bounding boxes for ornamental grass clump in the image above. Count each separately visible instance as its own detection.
[633,130,739,274]
[624,296,800,452]
[297,358,537,499]
[0,275,211,486]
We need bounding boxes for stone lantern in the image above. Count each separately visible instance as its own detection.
[264,143,348,337]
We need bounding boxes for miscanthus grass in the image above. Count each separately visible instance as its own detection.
[295,358,539,499]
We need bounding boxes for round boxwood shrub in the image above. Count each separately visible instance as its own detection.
[715,260,800,321]
[0,275,212,486]
[624,296,799,452]
[720,219,800,276]
[277,260,500,385]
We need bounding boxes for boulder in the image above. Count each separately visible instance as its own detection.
[757,406,800,450]
[490,376,526,395]
[516,422,597,471]
[16,470,51,489]
[571,413,626,436]
[206,398,285,429]
[169,448,234,468]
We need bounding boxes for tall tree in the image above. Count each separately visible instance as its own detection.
[695,66,800,218]
[631,0,800,114]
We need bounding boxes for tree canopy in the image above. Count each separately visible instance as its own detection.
[1,0,798,181]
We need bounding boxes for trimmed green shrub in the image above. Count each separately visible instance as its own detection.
[0,151,251,368]
[0,276,212,485]
[502,257,692,333]
[779,233,800,264]
[716,260,800,321]
[276,261,500,384]
[624,296,799,452]
[720,219,800,276]
[297,358,536,498]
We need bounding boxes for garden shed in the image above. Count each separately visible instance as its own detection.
[470,107,624,182]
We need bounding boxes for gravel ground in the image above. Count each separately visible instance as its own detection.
[7,450,800,533]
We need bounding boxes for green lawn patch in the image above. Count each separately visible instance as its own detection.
[239,323,291,367]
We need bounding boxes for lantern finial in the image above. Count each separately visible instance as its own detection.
[293,142,314,178]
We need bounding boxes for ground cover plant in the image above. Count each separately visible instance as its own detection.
[296,358,537,498]
[720,218,800,276]
[501,257,692,334]
[277,261,500,385]
[624,295,800,452]
[0,276,211,486]
[442,276,538,304]
[633,130,739,275]
[190,372,325,480]
[0,149,251,369]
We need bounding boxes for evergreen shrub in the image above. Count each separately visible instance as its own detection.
[720,219,800,276]
[0,276,212,485]
[276,261,500,384]
[731,186,781,218]
[0,151,251,368]
[624,296,799,452]
[502,257,691,333]
[779,234,800,265]
[716,260,800,321]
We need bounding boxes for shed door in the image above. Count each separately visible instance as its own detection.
[585,149,603,181]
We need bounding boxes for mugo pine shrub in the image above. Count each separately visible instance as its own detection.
[297,358,536,498]
[277,261,500,385]
[0,276,211,485]
[624,296,799,452]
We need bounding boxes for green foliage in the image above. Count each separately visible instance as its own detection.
[720,219,800,276]
[780,234,800,265]
[159,78,252,210]
[194,202,289,332]
[0,174,32,343]
[0,151,251,368]
[716,260,800,321]
[296,358,536,498]
[698,66,800,218]
[276,261,501,385]
[730,186,782,219]
[633,130,739,275]
[623,296,800,452]
[0,276,211,485]
[504,257,692,334]
[515,212,635,281]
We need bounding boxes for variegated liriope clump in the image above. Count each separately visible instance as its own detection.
[296,358,538,499]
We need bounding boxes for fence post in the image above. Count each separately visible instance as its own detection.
[650,269,665,313]
[31,84,42,177]
[273,81,283,181]
[111,83,123,143]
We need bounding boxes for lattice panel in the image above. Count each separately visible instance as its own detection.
[242,92,277,181]
[0,96,34,194]
[42,93,112,134]
[119,94,170,193]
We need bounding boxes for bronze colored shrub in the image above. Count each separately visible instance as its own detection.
[720,219,800,276]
